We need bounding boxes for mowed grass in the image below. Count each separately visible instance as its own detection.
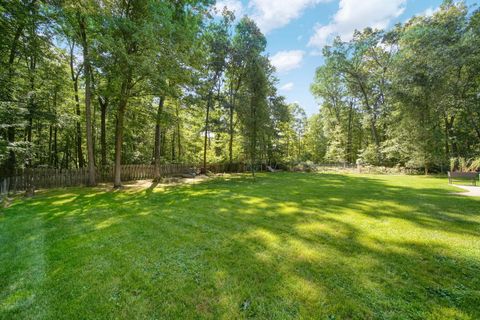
[1,173,480,320]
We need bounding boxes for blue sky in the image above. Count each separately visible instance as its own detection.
[215,0,478,115]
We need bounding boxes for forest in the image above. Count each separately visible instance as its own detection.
[2,1,480,319]
[310,1,480,173]
[1,0,480,189]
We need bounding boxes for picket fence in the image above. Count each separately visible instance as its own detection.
[0,162,246,194]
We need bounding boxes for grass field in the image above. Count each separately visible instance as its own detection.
[1,173,479,319]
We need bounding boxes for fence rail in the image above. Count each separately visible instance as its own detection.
[0,162,366,195]
[0,163,247,194]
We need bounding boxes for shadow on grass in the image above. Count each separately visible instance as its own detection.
[1,172,479,319]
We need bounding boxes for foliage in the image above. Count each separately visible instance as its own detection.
[450,156,480,172]
[310,1,480,172]
[0,0,303,183]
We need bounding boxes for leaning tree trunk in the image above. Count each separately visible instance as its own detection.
[79,14,96,186]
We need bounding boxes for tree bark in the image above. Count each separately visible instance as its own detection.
[27,54,36,146]
[154,96,164,179]
[176,102,181,161]
[447,116,457,157]
[2,23,24,176]
[99,98,108,167]
[250,99,257,179]
[443,114,450,161]
[229,101,234,165]
[357,81,381,161]
[63,135,70,170]
[69,42,85,168]
[347,101,353,163]
[202,91,213,174]
[113,77,131,188]
[48,124,53,165]
[53,126,58,168]
[171,131,175,161]
[5,127,15,176]
[78,14,96,186]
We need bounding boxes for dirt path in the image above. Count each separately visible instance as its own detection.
[452,185,480,197]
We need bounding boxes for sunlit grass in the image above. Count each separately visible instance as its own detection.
[1,173,479,319]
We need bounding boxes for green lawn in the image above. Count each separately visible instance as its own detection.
[1,173,479,319]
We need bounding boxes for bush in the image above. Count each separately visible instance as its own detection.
[291,161,317,172]
[449,157,480,172]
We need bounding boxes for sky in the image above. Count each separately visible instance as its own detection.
[214,0,478,116]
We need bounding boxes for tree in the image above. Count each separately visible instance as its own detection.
[199,14,231,174]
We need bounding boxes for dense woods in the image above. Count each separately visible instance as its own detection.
[1,0,479,190]
[0,0,303,187]
[310,1,480,173]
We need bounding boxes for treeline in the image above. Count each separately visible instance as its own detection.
[309,1,480,173]
[0,0,308,187]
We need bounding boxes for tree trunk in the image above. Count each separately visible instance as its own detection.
[447,116,457,157]
[75,97,83,168]
[250,97,257,179]
[27,55,35,145]
[358,82,381,161]
[228,77,243,166]
[79,14,96,186]
[171,131,175,161]
[113,77,130,188]
[2,24,24,176]
[5,127,15,177]
[176,102,181,162]
[347,101,353,163]
[69,43,85,168]
[100,98,108,167]
[202,91,213,174]
[53,126,58,168]
[229,103,234,165]
[370,120,380,150]
[154,96,164,179]
[160,128,167,158]
[48,124,53,165]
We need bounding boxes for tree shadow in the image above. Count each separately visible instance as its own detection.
[1,172,479,319]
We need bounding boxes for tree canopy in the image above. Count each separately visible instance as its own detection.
[310,1,480,172]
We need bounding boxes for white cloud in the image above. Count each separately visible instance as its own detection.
[214,0,244,16]
[249,0,332,33]
[280,82,294,91]
[271,50,305,73]
[308,0,406,49]
[421,6,439,17]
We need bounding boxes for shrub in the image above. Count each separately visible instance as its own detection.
[449,157,480,172]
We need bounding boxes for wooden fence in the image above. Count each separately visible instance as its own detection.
[0,163,247,194]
